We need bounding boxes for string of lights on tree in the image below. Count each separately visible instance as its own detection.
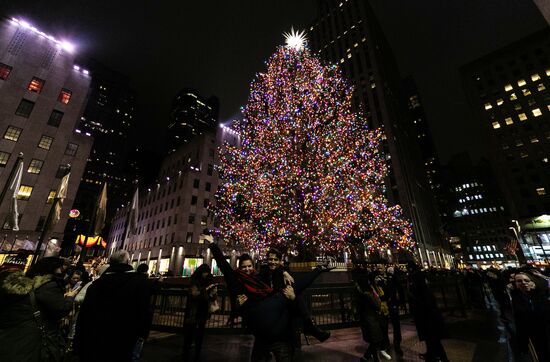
[214,29,414,255]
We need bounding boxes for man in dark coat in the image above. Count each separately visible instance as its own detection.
[385,266,405,355]
[407,263,449,362]
[75,250,152,362]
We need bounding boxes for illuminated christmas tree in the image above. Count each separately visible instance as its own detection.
[215,30,414,257]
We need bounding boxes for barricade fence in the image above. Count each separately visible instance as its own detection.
[150,273,471,334]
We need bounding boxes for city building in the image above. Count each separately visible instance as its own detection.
[0,17,93,250]
[461,28,550,220]
[63,60,138,252]
[309,0,449,266]
[108,125,239,276]
[440,154,514,268]
[167,88,219,154]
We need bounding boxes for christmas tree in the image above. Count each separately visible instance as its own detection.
[215,30,414,256]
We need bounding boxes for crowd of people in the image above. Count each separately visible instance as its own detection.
[1,246,549,362]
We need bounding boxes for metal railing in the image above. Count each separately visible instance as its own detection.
[150,274,470,334]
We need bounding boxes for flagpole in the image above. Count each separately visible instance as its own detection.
[32,165,70,265]
[0,153,24,207]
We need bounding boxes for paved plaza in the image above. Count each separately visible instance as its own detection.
[142,310,510,362]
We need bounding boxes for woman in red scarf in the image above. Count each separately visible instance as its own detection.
[208,242,329,342]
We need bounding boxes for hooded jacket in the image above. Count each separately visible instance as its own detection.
[0,271,73,362]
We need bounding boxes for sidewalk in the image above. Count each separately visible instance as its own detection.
[141,311,509,362]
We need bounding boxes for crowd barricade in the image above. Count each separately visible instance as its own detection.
[150,273,470,334]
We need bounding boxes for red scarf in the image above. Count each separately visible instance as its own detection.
[233,269,273,297]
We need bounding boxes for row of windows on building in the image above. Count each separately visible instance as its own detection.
[491,107,546,129]
[468,253,505,260]
[11,99,69,127]
[1,63,73,105]
[2,127,78,155]
[453,206,504,217]
[125,227,213,252]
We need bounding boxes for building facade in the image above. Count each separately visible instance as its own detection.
[167,88,219,155]
[64,60,137,252]
[108,126,239,276]
[0,17,93,251]
[309,0,449,266]
[440,154,514,268]
[461,28,550,220]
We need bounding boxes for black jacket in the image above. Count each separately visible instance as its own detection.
[75,263,152,362]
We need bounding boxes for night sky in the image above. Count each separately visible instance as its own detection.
[2,1,548,162]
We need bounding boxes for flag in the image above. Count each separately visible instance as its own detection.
[93,182,107,236]
[127,186,139,235]
[5,158,24,231]
[52,170,70,227]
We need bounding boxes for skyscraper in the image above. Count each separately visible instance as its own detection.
[0,17,93,250]
[461,28,550,219]
[167,88,219,154]
[309,0,448,266]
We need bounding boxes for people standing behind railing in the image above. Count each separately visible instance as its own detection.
[182,263,217,362]
[510,271,550,362]
[407,262,449,362]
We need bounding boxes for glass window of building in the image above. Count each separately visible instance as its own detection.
[188,214,195,224]
[0,152,10,166]
[4,126,22,141]
[193,179,199,188]
[532,108,542,117]
[58,89,72,104]
[505,117,513,125]
[15,99,35,118]
[0,63,13,80]
[65,143,78,156]
[191,196,197,205]
[504,84,513,91]
[17,185,33,201]
[518,113,527,121]
[522,89,531,96]
[536,187,546,196]
[56,164,70,178]
[27,159,44,174]
[531,73,541,81]
[205,182,211,192]
[492,121,501,129]
[28,77,45,93]
[510,93,517,101]
[186,232,193,243]
[538,83,546,91]
[517,79,526,87]
[38,135,53,150]
[48,110,64,127]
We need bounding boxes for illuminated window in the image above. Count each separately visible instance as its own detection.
[28,77,45,93]
[27,159,43,174]
[0,63,12,80]
[0,152,10,167]
[47,110,64,127]
[505,117,513,125]
[522,88,531,96]
[518,113,527,121]
[47,190,56,204]
[546,69,550,76]
[38,135,53,150]
[516,140,524,147]
[15,99,35,118]
[17,185,33,201]
[536,187,546,196]
[538,83,546,91]
[504,84,513,91]
[484,102,492,110]
[58,89,72,104]
[517,79,526,87]
[514,104,522,111]
[65,142,78,156]
[532,108,542,117]
[496,98,504,106]
[491,122,501,129]
[520,152,529,158]
[510,93,517,100]
[4,126,22,141]
[543,158,549,163]
[531,137,539,143]
[531,73,541,81]
[55,164,70,178]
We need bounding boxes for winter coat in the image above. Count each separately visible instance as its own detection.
[74,263,152,362]
[354,281,383,344]
[0,271,73,362]
[184,276,214,325]
[511,288,550,359]
[408,270,448,342]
